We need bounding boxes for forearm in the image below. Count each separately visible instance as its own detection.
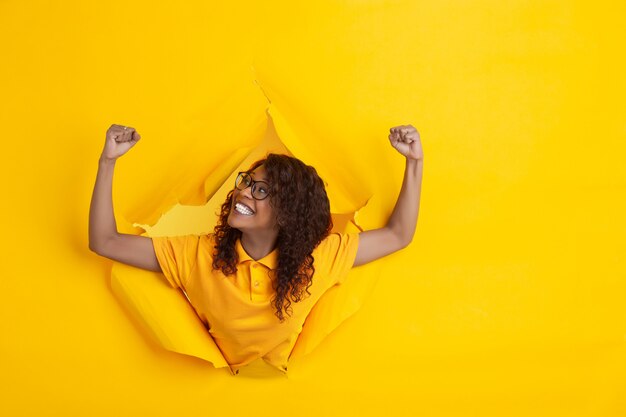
[386,158,423,246]
[89,157,119,252]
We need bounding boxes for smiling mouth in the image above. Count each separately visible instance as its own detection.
[234,202,254,216]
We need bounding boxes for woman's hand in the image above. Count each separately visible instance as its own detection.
[389,124,423,161]
[101,124,141,161]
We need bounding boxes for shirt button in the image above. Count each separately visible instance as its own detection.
[254,281,260,287]
[252,263,258,269]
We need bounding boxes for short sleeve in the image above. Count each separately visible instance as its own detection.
[313,233,360,286]
[151,235,202,290]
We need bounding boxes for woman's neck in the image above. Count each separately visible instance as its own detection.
[240,231,278,260]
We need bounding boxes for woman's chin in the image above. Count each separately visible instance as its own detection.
[227,213,247,230]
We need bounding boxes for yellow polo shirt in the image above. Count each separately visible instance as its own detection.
[151,232,359,374]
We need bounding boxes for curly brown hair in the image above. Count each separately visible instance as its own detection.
[212,154,333,321]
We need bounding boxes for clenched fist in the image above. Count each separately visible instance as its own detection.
[389,125,423,161]
[101,124,141,161]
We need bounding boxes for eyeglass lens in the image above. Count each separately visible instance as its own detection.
[235,172,269,200]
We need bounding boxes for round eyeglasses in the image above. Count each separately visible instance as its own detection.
[234,172,271,200]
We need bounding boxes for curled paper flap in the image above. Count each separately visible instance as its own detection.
[254,73,373,214]
[111,262,229,368]
[267,104,373,215]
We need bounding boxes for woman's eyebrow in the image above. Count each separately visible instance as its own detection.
[249,172,268,182]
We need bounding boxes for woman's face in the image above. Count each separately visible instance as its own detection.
[227,165,278,234]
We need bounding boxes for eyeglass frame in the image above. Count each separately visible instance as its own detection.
[234,171,271,200]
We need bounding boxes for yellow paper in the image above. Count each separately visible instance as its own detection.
[2,0,626,415]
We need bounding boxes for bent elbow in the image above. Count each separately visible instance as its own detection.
[89,235,112,256]
[89,241,102,255]
[389,227,413,251]
[398,235,412,250]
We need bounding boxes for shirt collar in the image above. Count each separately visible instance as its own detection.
[235,239,278,270]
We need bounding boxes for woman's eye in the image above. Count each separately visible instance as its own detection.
[257,186,268,195]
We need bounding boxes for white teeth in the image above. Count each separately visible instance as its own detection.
[235,202,254,215]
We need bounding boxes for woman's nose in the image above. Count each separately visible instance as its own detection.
[239,184,254,199]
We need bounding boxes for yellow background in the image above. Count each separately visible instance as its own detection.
[1,0,625,415]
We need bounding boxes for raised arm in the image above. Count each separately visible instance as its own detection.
[88,124,161,272]
[353,125,424,267]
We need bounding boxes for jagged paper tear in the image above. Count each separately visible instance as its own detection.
[111,97,380,374]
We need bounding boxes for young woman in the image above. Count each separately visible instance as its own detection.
[89,123,424,374]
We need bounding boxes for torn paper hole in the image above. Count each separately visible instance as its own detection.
[112,100,379,375]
